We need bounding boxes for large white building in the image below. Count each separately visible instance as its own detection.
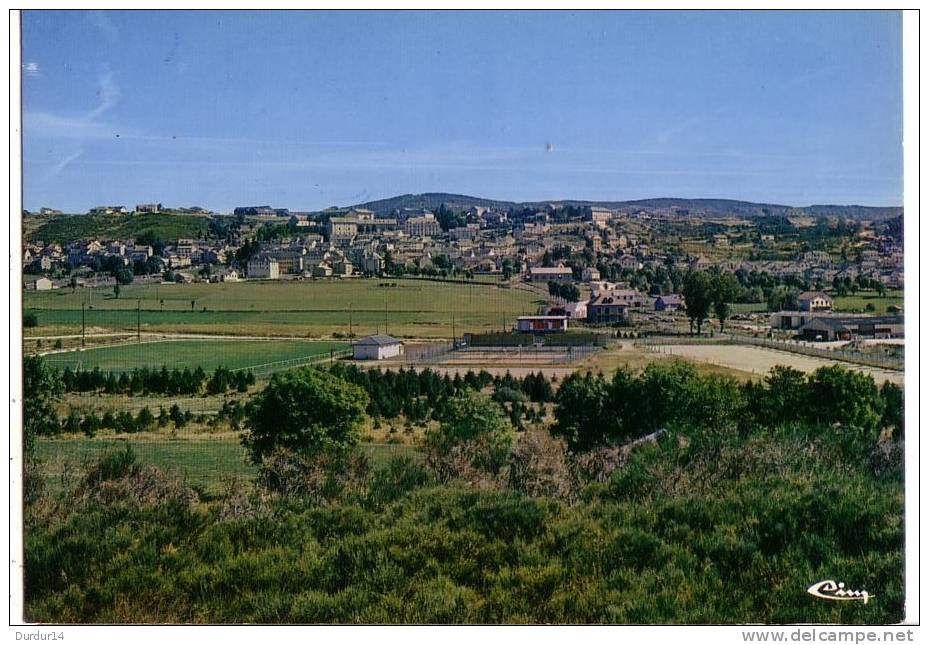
[403,214,442,237]
[246,257,280,279]
[353,335,404,360]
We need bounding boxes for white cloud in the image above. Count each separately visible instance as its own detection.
[86,71,120,120]
[87,11,119,40]
[24,61,40,77]
[25,112,122,139]
[27,71,122,139]
[27,71,123,177]
[48,149,84,177]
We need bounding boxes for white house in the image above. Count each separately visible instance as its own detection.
[797,291,834,312]
[353,335,403,360]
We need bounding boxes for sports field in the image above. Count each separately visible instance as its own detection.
[42,339,348,372]
[24,278,541,338]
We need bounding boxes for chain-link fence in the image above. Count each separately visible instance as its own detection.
[637,334,903,371]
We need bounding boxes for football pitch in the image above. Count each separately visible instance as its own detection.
[41,339,349,372]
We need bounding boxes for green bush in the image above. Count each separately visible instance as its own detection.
[365,455,434,509]
[424,394,514,481]
[243,367,369,463]
[84,445,139,486]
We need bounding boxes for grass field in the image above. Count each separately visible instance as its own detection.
[833,290,904,313]
[24,278,541,338]
[35,437,417,495]
[42,339,348,372]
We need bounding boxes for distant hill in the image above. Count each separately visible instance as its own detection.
[349,193,902,221]
[351,193,518,214]
[27,212,211,245]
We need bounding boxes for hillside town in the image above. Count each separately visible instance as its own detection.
[23,199,904,341]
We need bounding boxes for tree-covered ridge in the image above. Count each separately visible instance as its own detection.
[27,212,210,245]
[349,192,902,220]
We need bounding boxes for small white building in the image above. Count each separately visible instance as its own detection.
[353,335,404,360]
[34,277,53,291]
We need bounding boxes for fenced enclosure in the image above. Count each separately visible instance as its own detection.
[439,344,602,366]
[637,334,904,371]
[464,331,610,348]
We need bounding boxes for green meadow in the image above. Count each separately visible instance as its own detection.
[35,437,416,496]
[24,278,542,337]
[41,339,348,372]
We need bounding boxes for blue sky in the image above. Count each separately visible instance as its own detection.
[21,10,903,212]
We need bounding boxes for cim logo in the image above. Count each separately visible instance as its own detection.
[807,580,873,604]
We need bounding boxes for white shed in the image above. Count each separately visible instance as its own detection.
[353,335,403,360]
[34,277,53,291]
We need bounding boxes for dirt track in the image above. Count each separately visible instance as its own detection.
[656,344,904,386]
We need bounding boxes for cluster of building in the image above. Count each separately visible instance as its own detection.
[769,291,904,341]
[516,279,684,332]
[25,204,905,344]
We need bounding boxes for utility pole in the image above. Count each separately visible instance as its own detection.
[384,290,388,335]
[349,302,353,338]
[137,299,141,342]
[452,315,456,350]
[81,301,86,347]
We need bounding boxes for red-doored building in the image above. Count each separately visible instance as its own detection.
[516,315,569,333]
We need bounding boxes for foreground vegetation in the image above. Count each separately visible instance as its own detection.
[23,356,904,624]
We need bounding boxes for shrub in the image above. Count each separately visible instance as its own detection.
[243,368,369,463]
[135,407,156,432]
[23,312,38,328]
[880,381,903,439]
[61,409,82,434]
[257,446,370,504]
[365,455,434,508]
[574,445,626,484]
[23,355,62,442]
[551,371,613,451]
[807,365,883,439]
[80,412,101,438]
[424,394,514,482]
[506,431,577,500]
[83,445,139,486]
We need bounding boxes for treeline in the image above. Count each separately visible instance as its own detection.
[325,364,555,423]
[547,281,581,303]
[62,404,197,437]
[554,362,903,452]
[58,365,255,396]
